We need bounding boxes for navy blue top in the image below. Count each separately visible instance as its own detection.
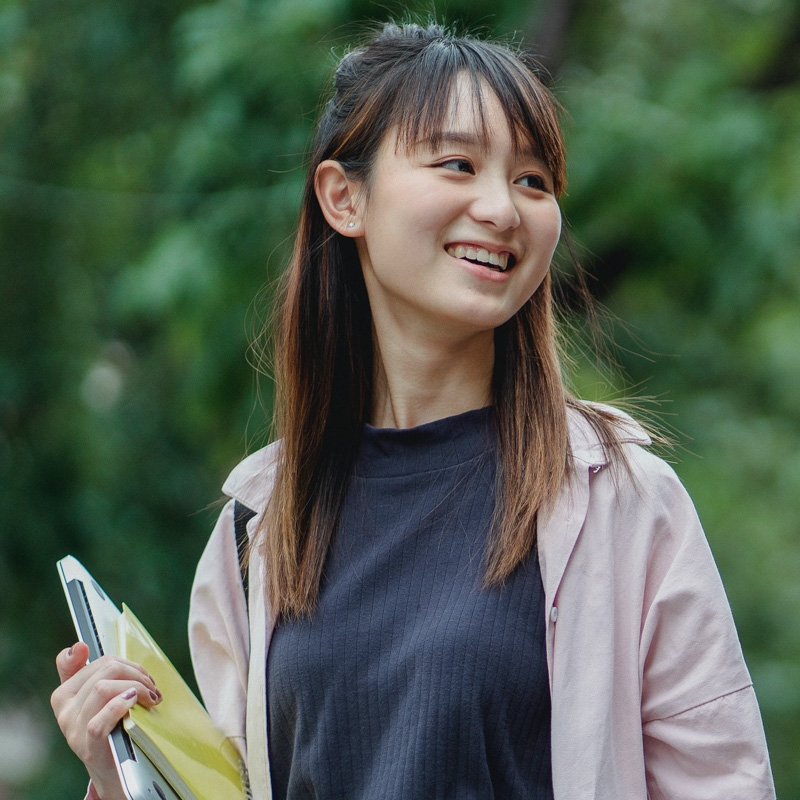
[267,407,553,799]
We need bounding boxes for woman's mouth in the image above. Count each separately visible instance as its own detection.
[446,244,515,272]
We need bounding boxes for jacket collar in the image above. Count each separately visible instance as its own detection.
[222,440,281,514]
[567,402,650,470]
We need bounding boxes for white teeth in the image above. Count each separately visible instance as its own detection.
[447,245,511,272]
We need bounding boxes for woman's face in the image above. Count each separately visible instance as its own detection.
[353,76,562,345]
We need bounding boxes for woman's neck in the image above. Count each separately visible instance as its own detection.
[369,327,494,429]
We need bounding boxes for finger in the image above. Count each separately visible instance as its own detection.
[64,654,159,693]
[85,686,146,744]
[57,645,156,686]
[97,655,157,686]
[54,659,161,726]
[55,677,163,745]
[56,642,90,683]
[74,665,162,715]
[87,678,163,712]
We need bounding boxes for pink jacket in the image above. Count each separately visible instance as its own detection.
[186,407,775,800]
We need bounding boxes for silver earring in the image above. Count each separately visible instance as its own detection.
[347,221,355,228]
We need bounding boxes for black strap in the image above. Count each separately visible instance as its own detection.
[233,500,256,613]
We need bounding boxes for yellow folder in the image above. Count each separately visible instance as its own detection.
[116,604,250,800]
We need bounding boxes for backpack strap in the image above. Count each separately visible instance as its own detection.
[232,500,256,613]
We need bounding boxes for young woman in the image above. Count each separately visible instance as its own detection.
[53,22,775,800]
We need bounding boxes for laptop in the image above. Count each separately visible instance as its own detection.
[57,555,183,800]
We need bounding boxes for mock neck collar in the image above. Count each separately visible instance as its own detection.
[354,406,494,477]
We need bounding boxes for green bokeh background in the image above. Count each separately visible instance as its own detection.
[1,0,798,796]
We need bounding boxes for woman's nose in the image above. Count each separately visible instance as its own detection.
[469,177,521,231]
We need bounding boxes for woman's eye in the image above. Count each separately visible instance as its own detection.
[516,173,549,191]
[437,158,474,174]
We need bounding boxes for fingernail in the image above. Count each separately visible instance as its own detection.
[67,647,73,657]
[149,690,160,703]
[123,688,137,700]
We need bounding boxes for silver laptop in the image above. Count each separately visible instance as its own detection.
[57,555,183,800]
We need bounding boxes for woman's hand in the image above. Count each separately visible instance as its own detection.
[51,642,162,800]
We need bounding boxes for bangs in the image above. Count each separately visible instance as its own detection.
[386,40,566,195]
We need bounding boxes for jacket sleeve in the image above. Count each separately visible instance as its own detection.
[637,458,775,799]
[188,498,251,760]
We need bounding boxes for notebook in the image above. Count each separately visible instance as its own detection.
[57,555,251,800]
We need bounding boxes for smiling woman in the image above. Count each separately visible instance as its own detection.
[314,76,563,424]
[341,79,562,340]
[52,20,776,800]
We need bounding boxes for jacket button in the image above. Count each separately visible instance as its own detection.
[550,606,558,622]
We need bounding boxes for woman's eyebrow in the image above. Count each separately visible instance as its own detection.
[415,132,486,151]
[414,131,546,166]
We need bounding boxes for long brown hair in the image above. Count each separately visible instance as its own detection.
[260,22,630,619]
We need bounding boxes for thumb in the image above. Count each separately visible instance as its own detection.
[56,642,90,684]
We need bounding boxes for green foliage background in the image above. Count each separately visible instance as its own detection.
[1,0,798,796]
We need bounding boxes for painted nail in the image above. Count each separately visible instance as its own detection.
[67,646,74,657]
[122,688,137,700]
[149,690,160,703]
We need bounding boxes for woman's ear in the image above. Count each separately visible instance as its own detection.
[314,160,363,236]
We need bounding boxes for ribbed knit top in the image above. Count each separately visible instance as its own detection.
[267,407,553,799]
